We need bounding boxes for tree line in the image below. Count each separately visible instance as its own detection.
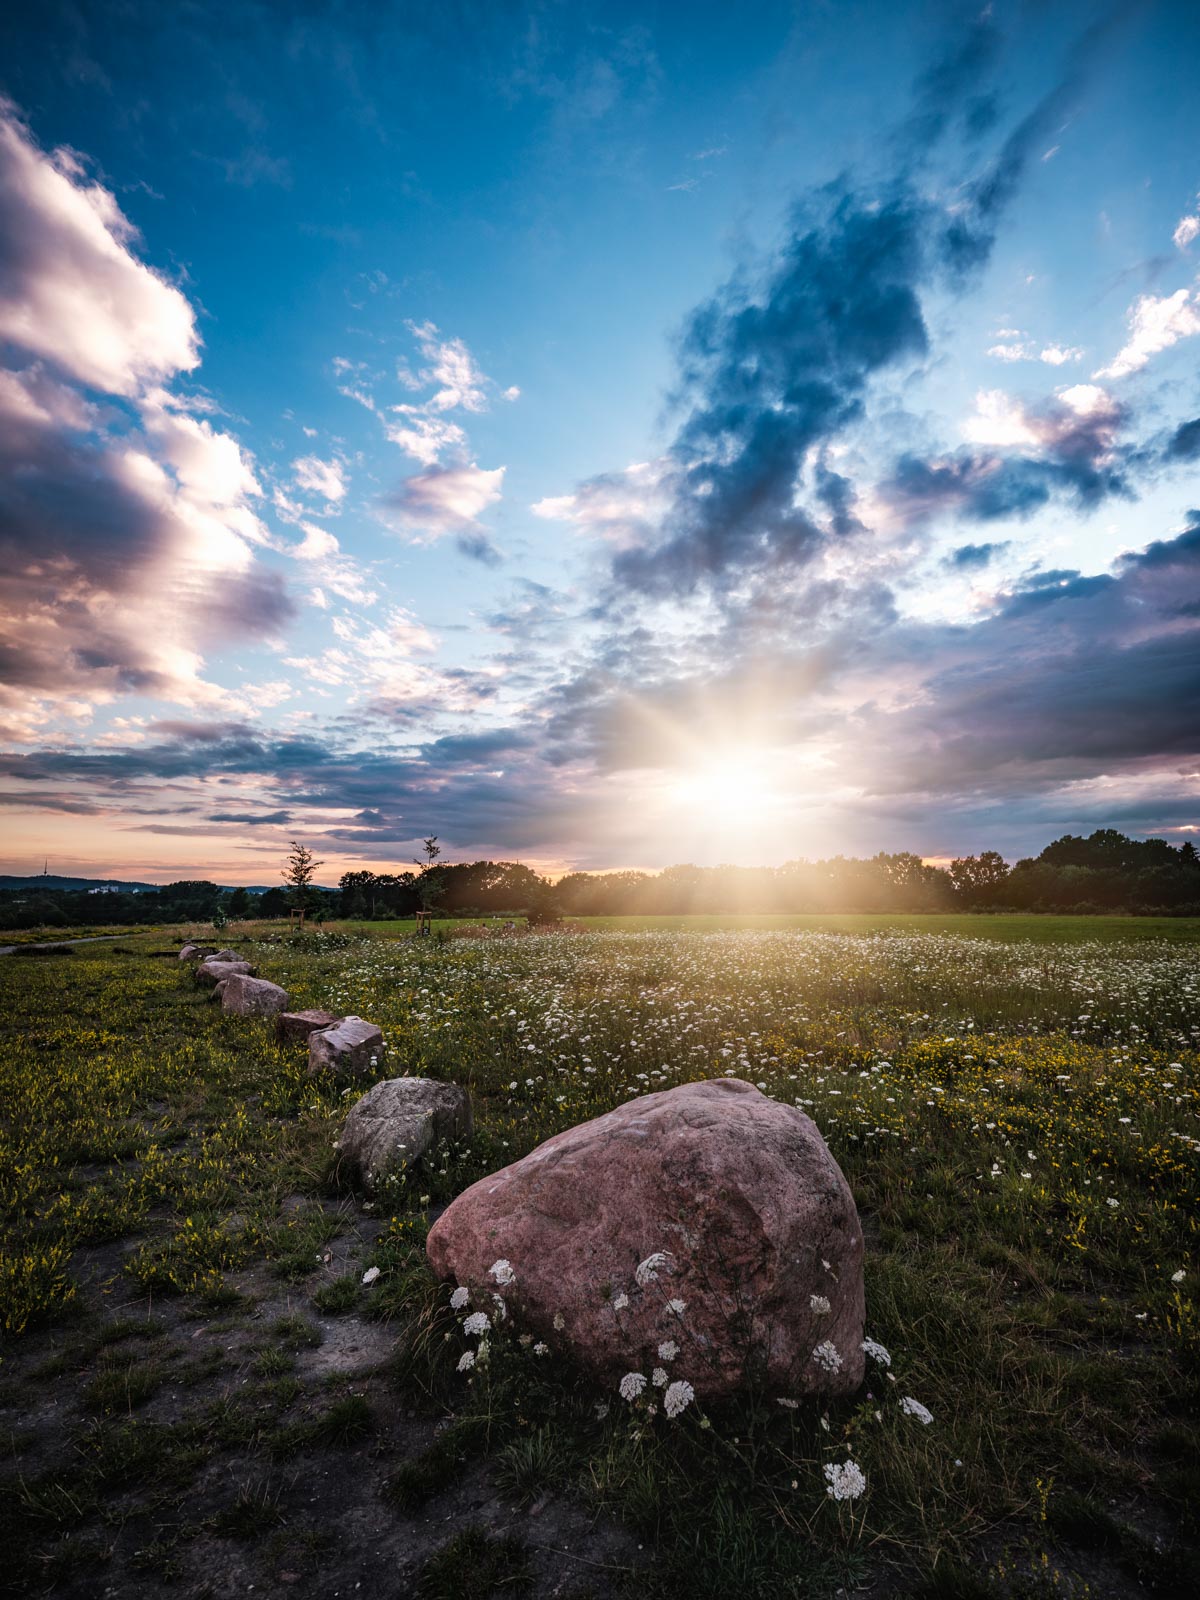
[1,830,1197,931]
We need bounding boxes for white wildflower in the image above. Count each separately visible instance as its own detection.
[663,1379,695,1419]
[861,1337,892,1367]
[776,1398,799,1410]
[492,1295,507,1321]
[652,1367,669,1387]
[450,1285,470,1310]
[533,1341,548,1356]
[361,1266,381,1286]
[489,1259,516,1286]
[463,1311,491,1337]
[824,1460,867,1501]
[900,1396,934,1425]
[635,1251,673,1286]
[665,1297,686,1316]
[619,1371,647,1402]
[812,1340,842,1374]
[657,1340,679,1362]
[456,1349,476,1372]
[1106,1198,1119,1208]
[612,1292,630,1312]
[1172,1269,1186,1284]
[809,1294,831,1315]
[553,1311,565,1331]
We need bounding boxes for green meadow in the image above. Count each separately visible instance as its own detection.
[1,921,1197,1598]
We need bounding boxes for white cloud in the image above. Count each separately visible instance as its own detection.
[1038,345,1083,366]
[1095,287,1200,379]
[1173,194,1200,250]
[0,99,198,396]
[987,341,1032,362]
[382,463,505,537]
[532,460,668,547]
[383,412,466,467]
[962,390,1040,448]
[293,454,347,503]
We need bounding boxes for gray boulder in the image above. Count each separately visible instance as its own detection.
[276,1009,340,1045]
[307,1016,385,1078]
[338,1077,473,1192]
[221,975,290,1016]
[178,942,216,962]
[196,958,256,988]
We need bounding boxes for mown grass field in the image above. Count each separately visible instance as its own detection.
[1,921,1197,1598]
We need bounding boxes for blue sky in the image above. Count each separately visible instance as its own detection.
[1,0,1198,880]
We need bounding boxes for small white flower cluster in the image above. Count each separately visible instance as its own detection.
[809,1294,831,1315]
[361,1266,380,1286]
[812,1339,842,1373]
[489,1258,516,1286]
[612,1292,630,1312]
[635,1251,673,1287]
[861,1336,891,1367]
[450,1285,470,1310]
[665,1297,686,1316]
[663,1379,694,1418]
[657,1340,679,1362]
[824,1459,867,1501]
[619,1371,647,1401]
[900,1395,934,1425]
[462,1311,491,1337]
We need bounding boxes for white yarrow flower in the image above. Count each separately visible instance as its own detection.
[663,1379,695,1419]
[776,1397,799,1410]
[635,1251,673,1286]
[652,1367,669,1387]
[900,1396,934,1425]
[619,1371,647,1402]
[665,1297,686,1316]
[809,1294,831,1315]
[612,1292,630,1312]
[657,1340,679,1362]
[553,1311,565,1330]
[533,1341,548,1356]
[489,1259,516,1286]
[812,1339,842,1373]
[457,1349,476,1372]
[450,1286,470,1310]
[1172,1269,1186,1284]
[361,1266,381,1285]
[463,1311,491,1337]
[824,1460,867,1501]
[861,1337,892,1367]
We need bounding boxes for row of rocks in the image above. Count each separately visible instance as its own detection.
[178,941,385,1077]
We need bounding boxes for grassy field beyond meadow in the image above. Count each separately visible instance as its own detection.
[1,918,1198,1598]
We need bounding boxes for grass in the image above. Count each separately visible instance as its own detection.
[0,920,1197,1596]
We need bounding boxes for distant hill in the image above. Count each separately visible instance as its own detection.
[0,875,308,894]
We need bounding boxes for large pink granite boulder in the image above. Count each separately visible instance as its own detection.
[426,1078,865,1400]
[307,1016,385,1078]
[195,958,256,987]
[221,974,290,1016]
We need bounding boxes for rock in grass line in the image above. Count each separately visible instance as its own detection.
[307,1016,385,1078]
[220,974,290,1016]
[427,1077,866,1401]
[178,942,216,962]
[338,1077,473,1193]
[276,1008,340,1044]
[195,957,256,987]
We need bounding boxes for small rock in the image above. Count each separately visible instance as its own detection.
[221,974,290,1016]
[426,1078,866,1400]
[178,942,216,962]
[195,958,256,987]
[339,1077,473,1191]
[307,1016,385,1078]
[210,948,240,963]
[276,1009,340,1045]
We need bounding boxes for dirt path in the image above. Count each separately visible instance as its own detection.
[0,930,155,956]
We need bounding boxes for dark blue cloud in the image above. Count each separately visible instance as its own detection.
[946,541,1011,570]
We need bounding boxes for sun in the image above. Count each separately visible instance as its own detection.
[667,755,779,833]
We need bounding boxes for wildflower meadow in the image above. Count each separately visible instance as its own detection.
[0,919,1196,1598]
